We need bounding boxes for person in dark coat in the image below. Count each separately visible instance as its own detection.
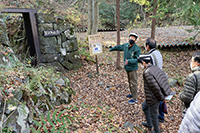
[138,54,171,133]
[179,51,200,118]
[110,33,141,104]
[144,38,165,122]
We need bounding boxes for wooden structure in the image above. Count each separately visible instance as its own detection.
[1,8,41,63]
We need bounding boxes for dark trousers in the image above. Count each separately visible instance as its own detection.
[158,101,165,120]
[127,70,138,100]
[142,101,160,133]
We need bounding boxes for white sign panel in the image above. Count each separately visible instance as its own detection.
[89,34,102,56]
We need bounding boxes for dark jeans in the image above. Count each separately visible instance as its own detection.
[158,101,164,120]
[142,101,160,133]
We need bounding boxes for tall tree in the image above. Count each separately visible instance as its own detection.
[87,0,99,36]
[116,0,121,69]
[151,0,157,39]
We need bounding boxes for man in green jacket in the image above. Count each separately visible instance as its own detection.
[110,33,141,104]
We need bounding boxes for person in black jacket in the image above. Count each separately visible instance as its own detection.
[138,54,171,133]
[179,51,200,118]
[144,38,165,123]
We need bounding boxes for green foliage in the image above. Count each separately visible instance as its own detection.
[4,14,30,61]
[99,0,139,28]
[1,127,13,133]
[0,43,74,117]
[130,0,150,5]
[78,39,95,62]
[1,0,85,27]
[32,109,73,132]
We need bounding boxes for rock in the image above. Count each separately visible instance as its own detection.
[60,91,69,104]
[5,107,11,114]
[6,111,20,133]
[36,12,81,71]
[56,78,65,86]
[36,82,46,97]
[123,121,135,130]
[41,53,60,63]
[98,81,104,86]
[37,13,56,23]
[54,22,70,32]
[40,45,60,54]
[17,105,30,133]
[168,78,178,87]
[61,61,74,70]
[170,115,175,121]
[14,89,23,101]
[105,85,111,91]
[62,39,78,51]
[0,114,7,129]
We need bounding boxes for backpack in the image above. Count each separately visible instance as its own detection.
[162,101,168,114]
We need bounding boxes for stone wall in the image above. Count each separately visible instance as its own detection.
[37,13,82,71]
[0,12,76,133]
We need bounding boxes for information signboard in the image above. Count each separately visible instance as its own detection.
[89,34,102,56]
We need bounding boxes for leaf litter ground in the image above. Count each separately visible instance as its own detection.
[65,39,198,132]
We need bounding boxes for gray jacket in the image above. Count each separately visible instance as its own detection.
[179,91,200,133]
[143,64,171,105]
[179,67,200,108]
[148,48,163,70]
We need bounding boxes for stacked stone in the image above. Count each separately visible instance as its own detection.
[37,13,82,71]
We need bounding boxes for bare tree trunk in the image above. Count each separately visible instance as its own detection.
[87,0,92,36]
[92,0,98,34]
[116,0,121,69]
[151,0,157,39]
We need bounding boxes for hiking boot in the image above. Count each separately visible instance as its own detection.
[142,122,152,129]
[128,99,138,104]
[126,94,133,98]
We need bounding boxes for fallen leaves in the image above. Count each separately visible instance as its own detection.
[65,44,198,132]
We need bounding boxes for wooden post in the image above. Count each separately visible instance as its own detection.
[96,55,99,73]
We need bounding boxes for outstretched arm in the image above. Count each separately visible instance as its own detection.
[110,44,124,51]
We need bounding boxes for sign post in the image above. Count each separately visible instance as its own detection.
[88,34,102,73]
